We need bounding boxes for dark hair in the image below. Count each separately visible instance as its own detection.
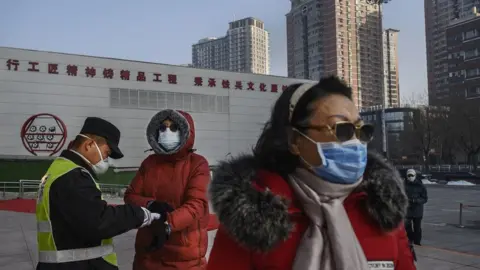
[253,76,353,176]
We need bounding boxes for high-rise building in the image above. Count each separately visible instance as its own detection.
[192,18,270,75]
[424,0,480,105]
[191,37,229,72]
[446,9,480,103]
[286,0,386,108]
[383,28,400,107]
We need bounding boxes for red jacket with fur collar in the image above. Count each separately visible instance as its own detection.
[125,110,210,270]
[207,152,416,270]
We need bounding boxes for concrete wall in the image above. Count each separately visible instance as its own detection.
[0,47,313,167]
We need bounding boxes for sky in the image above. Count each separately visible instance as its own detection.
[1,0,427,103]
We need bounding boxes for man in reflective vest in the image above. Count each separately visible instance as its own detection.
[36,117,161,270]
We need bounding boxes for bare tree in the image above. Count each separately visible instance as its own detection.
[401,90,428,107]
[449,97,480,168]
[438,117,456,164]
[401,92,443,168]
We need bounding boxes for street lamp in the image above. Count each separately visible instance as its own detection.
[381,106,389,159]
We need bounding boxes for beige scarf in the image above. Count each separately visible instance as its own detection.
[288,168,370,270]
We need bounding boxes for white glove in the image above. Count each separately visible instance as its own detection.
[140,207,161,228]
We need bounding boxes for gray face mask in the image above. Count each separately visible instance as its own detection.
[158,128,180,150]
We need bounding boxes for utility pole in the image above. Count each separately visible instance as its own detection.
[381,105,389,159]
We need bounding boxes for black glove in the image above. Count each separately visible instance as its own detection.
[145,201,174,252]
[146,220,171,252]
[147,201,174,222]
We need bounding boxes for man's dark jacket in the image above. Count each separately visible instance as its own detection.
[36,150,145,270]
[405,178,428,218]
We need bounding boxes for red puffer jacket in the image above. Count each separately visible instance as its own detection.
[207,152,416,270]
[125,110,210,270]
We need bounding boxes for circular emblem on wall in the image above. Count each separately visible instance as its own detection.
[20,113,68,156]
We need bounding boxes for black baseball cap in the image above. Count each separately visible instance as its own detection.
[79,117,124,159]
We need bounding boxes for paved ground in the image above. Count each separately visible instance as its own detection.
[421,185,480,254]
[1,185,480,269]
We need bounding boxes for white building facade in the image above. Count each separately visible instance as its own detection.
[192,17,270,75]
[0,47,312,168]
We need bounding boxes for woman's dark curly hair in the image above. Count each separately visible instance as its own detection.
[253,76,354,177]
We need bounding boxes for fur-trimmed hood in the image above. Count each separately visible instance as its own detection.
[146,109,195,157]
[209,151,408,252]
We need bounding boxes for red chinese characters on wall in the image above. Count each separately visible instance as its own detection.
[137,71,146,81]
[103,68,114,79]
[4,59,290,94]
[183,75,289,94]
[247,82,255,91]
[120,70,130,80]
[259,83,267,92]
[28,62,40,72]
[85,67,96,78]
[66,65,78,76]
[153,73,162,82]
[235,81,243,90]
[271,84,278,93]
[48,64,59,74]
[6,59,19,71]
[208,78,216,87]
[168,74,177,84]
[222,80,230,89]
[194,77,203,86]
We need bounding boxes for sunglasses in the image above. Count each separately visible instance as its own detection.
[159,123,178,132]
[407,174,415,177]
[303,121,375,143]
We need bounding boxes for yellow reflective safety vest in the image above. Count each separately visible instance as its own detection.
[36,157,118,266]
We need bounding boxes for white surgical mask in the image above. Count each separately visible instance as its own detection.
[407,176,416,182]
[79,134,110,175]
[158,128,180,151]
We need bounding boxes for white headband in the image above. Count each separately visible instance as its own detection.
[289,83,316,122]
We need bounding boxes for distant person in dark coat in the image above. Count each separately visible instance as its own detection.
[404,169,428,245]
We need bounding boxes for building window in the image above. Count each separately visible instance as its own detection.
[387,122,404,131]
[466,68,479,77]
[465,49,478,59]
[110,88,229,114]
[464,29,478,40]
[467,86,480,97]
[385,112,404,121]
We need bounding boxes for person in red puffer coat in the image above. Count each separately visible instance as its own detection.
[125,109,210,270]
[207,76,416,270]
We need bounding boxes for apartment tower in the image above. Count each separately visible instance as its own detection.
[286,0,385,108]
[383,28,400,107]
[192,17,270,75]
[446,9,480,103]
[425,0,480,105]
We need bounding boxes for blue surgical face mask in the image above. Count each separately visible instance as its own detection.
[297,131,368,185]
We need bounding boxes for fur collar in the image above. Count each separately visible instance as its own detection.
[209,151,407,252]
[146,109,190,155]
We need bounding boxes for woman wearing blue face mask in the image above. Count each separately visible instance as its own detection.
[207,76,416,270]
